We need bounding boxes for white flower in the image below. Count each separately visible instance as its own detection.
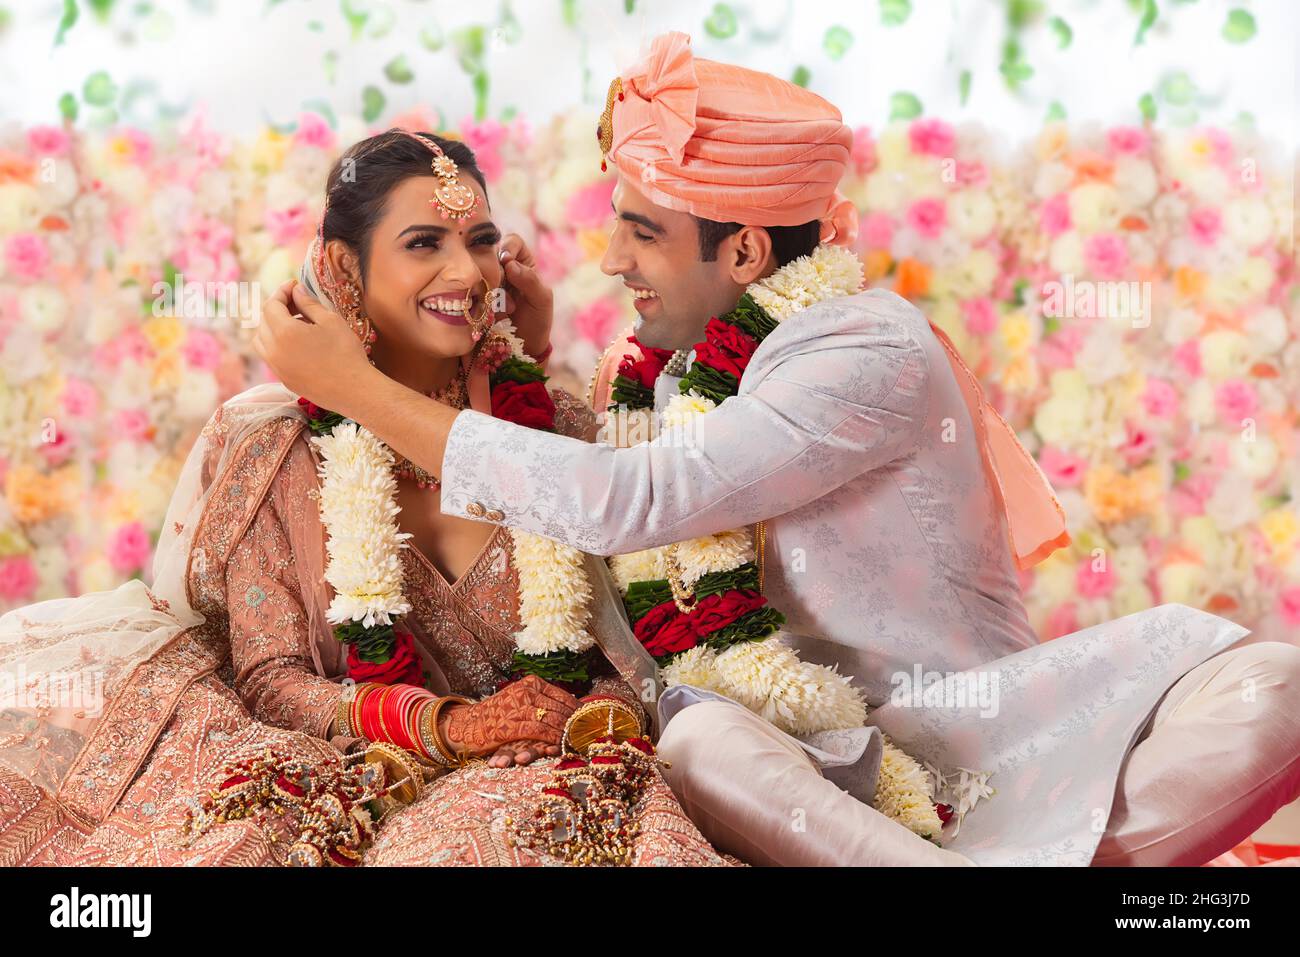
[672,528,753,587]
[510,530,594,656]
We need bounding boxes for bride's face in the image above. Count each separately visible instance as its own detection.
[357,173,503,359]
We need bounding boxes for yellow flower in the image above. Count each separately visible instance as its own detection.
[1084,464,1160,524]
[1002,354,1039,394]
[5,466,69,524]
[1260,508,1299,554]
[142,315,184,354]
[251,128,290,172]
[999,312,1032,355]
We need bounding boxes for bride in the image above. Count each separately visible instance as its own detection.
[0,128,728,867]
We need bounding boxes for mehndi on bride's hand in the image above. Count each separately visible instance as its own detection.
[439,675,579,765]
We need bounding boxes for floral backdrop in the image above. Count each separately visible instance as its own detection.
[0,1,1296,645]
[0,110,1295,645]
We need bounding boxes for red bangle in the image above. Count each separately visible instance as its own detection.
[535,341,553,364]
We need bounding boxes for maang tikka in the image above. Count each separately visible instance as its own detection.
[397,130,480,222]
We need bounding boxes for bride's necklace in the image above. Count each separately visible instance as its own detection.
[392,364,470,490]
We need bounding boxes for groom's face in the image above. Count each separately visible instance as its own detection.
[602,177,747,351]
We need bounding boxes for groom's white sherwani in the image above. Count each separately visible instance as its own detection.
[438,288,1300,865]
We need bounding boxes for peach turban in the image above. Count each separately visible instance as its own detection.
[605,31,859,246]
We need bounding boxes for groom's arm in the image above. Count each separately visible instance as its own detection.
[416,296,932,555]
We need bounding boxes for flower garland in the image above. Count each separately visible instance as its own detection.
[603,243,950,841]
[302,318,595,690]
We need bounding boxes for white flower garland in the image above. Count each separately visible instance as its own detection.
[314,318,594,662]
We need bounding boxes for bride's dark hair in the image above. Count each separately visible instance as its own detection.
[320,129,490,285]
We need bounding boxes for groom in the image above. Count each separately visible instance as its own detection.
[256,33,1300,866]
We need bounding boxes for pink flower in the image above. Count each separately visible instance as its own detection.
[265,204,310,245]
[1037,445,1088,487]
[27,126,70,157]
[1082,233,1129,279]
[1170,472,1216,518]
[38,428,74,467]
[107,522,151,574]
[114,408,151,442]
[62,378,99,418]
[860,212,895,250]
[908,118,955,157]
[1119,421,1156,466]
[1038,324,1085,370]
[1107,126,1149,155]
[1214,380,1258,425]
[1188,207,1222,247]
[1039,193,1071,237]
[573,297,621,346]
[954,160,989,187]
[4,233,50,282]
[1203,127,1235,167]
[293,112,336,150]
[961,297,998,335]
[851,125,877,174]
[1142,377,1179,418]
[905,197,947,240]
[1076,560,1116,599]
[0,555,37,603]
[1277,586,1300,628]
[1172,339,1202,377]
[182,329,223,371]
[119,128,154,165]
[1045,602,1078,640]
[534,230,580,284]
[565,179,616,231]
[459,117,508,182]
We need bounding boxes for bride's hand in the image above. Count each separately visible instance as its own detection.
[497,234,553,360]
[439,675,579,762]
[487,739,562,768]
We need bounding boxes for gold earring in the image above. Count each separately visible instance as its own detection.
[338,280,376,353]
[469,277,494,342]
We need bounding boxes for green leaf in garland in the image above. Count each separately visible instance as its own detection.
[879,0,911,27]
[608,374,654,412]
[1045,100,1066,122]
[54,0,78,46]
[58,91,78,122]
[492,356,547,386]
[702,606,786,651]
[677,363,739,406]
[703,3,738,39]
[889,91,922,120]
[384,54,414,84]
[823,25,853,60]
[1222,8,1255,43]
[958,69,971,107]
[361,84,385,123]
[1133,0,1157,46]
[1049,15,1072,48]
[511,649,591,685]
[791,65,811,88]
[1138,91,1157,122]
[83,71,118,107]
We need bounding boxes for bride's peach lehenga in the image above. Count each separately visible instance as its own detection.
[0,384,728,866]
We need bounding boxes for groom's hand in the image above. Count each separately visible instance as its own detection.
[253,279,373,416]
[498,233,553,360]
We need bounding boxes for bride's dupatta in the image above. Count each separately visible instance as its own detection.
[0,383,330,834]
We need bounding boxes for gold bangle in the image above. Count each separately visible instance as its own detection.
[364,741,424,805]
[426,695,473,767]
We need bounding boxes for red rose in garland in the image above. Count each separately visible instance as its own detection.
[491,379,557,430]
[690,589,768,637]
[633,600,700,656]
[618,335,675,388]
[347,627,424,686]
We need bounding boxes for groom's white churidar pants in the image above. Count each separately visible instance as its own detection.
[655,641,1300,866]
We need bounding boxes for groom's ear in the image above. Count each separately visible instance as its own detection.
[725,225,774,286]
